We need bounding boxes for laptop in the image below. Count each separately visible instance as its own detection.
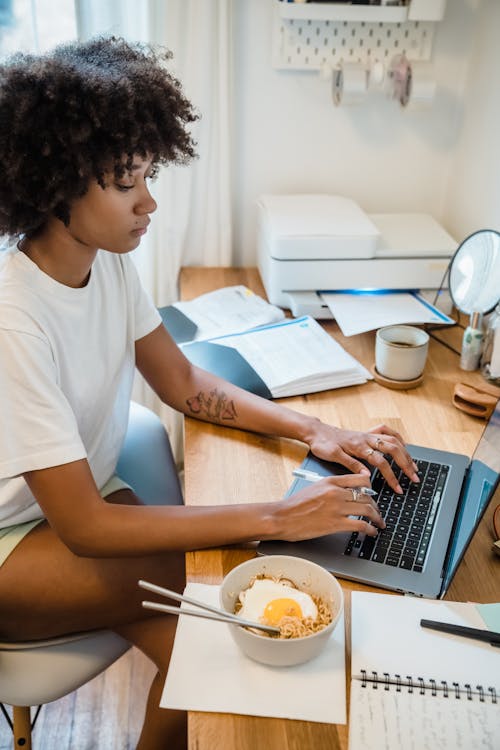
[259,399,500,598]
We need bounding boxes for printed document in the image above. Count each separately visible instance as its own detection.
[206,316,371,398]
[320,291,454,337]
[172,285,284,341]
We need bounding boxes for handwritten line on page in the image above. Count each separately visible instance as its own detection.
[198,316,371,398]
[172,285,284,341]
[348,591,500,750]
[320,291,454,337]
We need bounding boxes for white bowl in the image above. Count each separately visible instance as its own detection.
[219,555,344,667]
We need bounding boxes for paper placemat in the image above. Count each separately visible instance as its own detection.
[160,582,346,725]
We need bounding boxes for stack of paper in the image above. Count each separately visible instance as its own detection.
[170,285,285,341]
[182,316,371,398]
[320,291,454,337]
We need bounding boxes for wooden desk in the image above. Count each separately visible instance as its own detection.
[181,267,500,750]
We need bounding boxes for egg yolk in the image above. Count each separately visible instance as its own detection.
[263,597,303,626]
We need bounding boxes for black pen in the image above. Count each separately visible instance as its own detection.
[420,618,500,647]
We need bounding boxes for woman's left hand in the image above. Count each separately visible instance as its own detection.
[305,422,420,493]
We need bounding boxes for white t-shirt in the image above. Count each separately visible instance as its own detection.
[0,247,162,526]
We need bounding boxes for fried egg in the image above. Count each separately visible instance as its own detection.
[237,578,318,627]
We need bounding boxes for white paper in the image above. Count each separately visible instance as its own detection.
[205,316,371,397]
[320,291,454,337]
[161,583,347,725]
[173,285,284,341]
[349,592,500,750]
[351,591,500,692]
[349,679,500,750]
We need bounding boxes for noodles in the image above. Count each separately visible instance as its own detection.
[277,596,332,639]
[235,574,333,639]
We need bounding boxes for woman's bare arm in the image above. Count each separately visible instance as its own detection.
[135,323,419,491]
[23,459,382,557]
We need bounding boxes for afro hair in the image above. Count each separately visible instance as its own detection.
[0,36,198,238]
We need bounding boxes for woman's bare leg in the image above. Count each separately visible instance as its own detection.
[117,617,186,750]
[0,490,187,749]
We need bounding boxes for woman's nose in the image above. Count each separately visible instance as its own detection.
[136,185,157,215]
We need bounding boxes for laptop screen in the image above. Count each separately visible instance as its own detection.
[442,398,500,592]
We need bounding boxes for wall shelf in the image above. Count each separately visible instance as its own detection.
[272,1,444,71]
[276,1,446,24]
[278,3,409,24]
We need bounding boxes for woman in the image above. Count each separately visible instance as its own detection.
[0,37,418,749]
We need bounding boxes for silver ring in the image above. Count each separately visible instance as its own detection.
[375,437,383,449]
[351,488,362,503]
[365,447,374,457]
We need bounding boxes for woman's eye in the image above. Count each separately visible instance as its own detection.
[115,183,133,192]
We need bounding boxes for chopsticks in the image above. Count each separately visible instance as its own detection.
[138,579,280,635]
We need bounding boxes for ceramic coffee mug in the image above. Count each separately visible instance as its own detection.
[375,325,429,381]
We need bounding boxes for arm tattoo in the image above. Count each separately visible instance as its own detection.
[186,389,238,422]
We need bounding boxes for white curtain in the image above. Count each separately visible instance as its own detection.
[76,0,233,462]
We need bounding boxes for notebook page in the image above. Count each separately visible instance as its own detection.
[348,679,499,750]
[351,592,500,693]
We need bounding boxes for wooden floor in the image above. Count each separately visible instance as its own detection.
[0,648,155,750]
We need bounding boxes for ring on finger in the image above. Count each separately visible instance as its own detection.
[351,488,362,503]
[375,437,384,449]
[365,447,374,457]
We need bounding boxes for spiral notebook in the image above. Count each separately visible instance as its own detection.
[348,592,500,750]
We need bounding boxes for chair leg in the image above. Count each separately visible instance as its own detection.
[12,706,32,750]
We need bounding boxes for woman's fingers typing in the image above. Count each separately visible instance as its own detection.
[307,422,420,495]
[368,425,419,478]
[276,480,385,542]
[363,430,419,493]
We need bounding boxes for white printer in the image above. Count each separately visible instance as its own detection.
[257,195,457,318]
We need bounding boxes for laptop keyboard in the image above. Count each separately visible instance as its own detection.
[343,457,450,573]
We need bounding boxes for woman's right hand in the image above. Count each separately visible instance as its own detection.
[270,473,385,543]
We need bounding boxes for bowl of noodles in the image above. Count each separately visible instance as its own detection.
[219,555,344,666]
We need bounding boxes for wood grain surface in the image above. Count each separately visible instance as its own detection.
[181,267,500,750]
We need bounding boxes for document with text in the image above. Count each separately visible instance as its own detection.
[321,291,453,337]
[203,316,371,398]
[172,285,285,341]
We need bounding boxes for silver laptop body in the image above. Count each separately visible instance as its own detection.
[259,401,500,598]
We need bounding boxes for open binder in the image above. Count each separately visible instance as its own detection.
[158,305,198,344]
[348,592,500,750]
[159,285,370,398]
[162,315,370,399]
[175,340,272,399]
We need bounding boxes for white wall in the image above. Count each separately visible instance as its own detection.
[231,0,489,265]
[443,0,500,241]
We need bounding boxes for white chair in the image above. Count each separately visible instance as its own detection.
[0,402,183,749]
